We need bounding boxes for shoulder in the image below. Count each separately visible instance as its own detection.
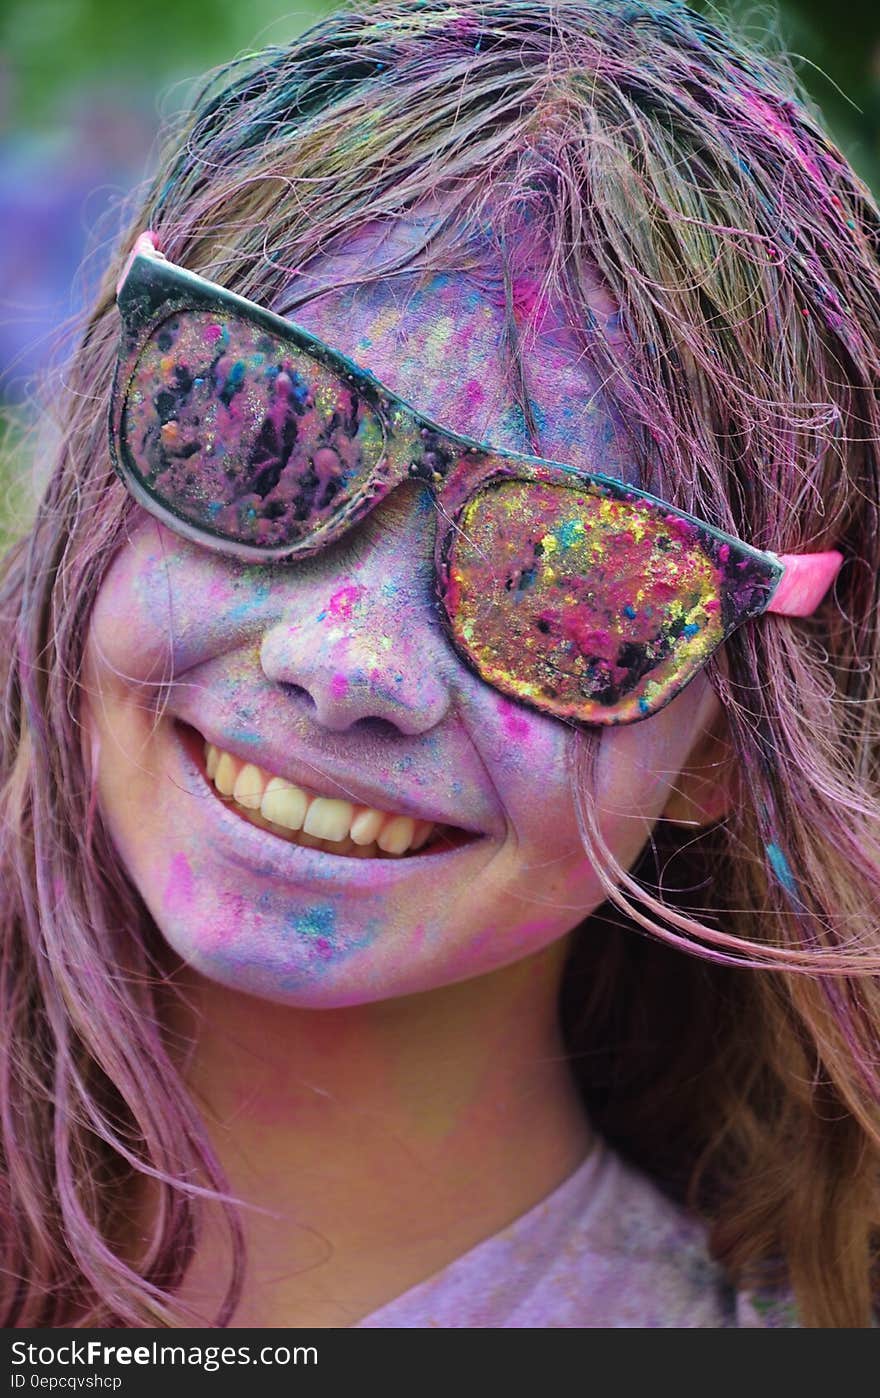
[520,1140,805,1325]
[557,1147,800,1328]
[537,1145,734,1327]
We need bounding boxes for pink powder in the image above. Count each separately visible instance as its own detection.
[207,575,233,605]
[163,852,193,913]
[495,696,532,741]
[328,584,365,620]
[330,673,349,699]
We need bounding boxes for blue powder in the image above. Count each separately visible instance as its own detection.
[294,904,337,942]
[527,398,548,435]
[556,518,582,549]
[272,905,382,988]
[499,402,531,445]
[766,841,799,899]
[228,577,272,622]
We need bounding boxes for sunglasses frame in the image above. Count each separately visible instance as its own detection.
[109,238,841,726]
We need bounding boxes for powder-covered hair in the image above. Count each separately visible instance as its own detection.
[2,0,879,1327]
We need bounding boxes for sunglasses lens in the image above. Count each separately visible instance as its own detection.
[118,312,384,550]
[443,479,728,724]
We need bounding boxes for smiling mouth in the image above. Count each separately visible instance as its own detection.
[178,722,478,860]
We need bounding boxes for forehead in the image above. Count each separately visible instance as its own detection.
[280,214,636,481]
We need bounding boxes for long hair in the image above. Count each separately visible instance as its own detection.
[2,0,879,1327]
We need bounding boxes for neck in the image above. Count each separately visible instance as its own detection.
[175,936,591,1326]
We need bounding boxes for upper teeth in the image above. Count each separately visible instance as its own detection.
[205,742,437,856]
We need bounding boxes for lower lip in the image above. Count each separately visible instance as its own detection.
[170,721,484,886]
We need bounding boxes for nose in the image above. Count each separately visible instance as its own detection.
[259,483,454,735]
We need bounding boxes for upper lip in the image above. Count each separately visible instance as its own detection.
[176,718,488,836]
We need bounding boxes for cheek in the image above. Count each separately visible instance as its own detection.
[86,522,226,693]
[87,539,172,683]
[477,687,694,857]
[87,519,283,687]
[593,674,718,866]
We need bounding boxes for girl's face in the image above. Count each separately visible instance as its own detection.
[83,221,721,1007]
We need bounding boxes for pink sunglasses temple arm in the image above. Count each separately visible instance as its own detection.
[767,550,844,617]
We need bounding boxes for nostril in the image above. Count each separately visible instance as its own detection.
[273,684,408,739]
[277,681,313,706]
[351,714,402,739]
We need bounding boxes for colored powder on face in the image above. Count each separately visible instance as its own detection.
[499,402,532,444]
[163,852,194,913]
[330,672,349,699]
[207,575,234,605]
[228,577,272,623]
[246,905,385,990]
[422,314,455,366]
[496,696,532,741]
[291,903,338,960]
[327,584,365,620]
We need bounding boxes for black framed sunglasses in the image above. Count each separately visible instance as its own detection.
[109,233,842,727]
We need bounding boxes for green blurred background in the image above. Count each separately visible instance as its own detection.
[0,0,878,415]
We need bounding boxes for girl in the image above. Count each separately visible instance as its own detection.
[2,0,879,1328]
